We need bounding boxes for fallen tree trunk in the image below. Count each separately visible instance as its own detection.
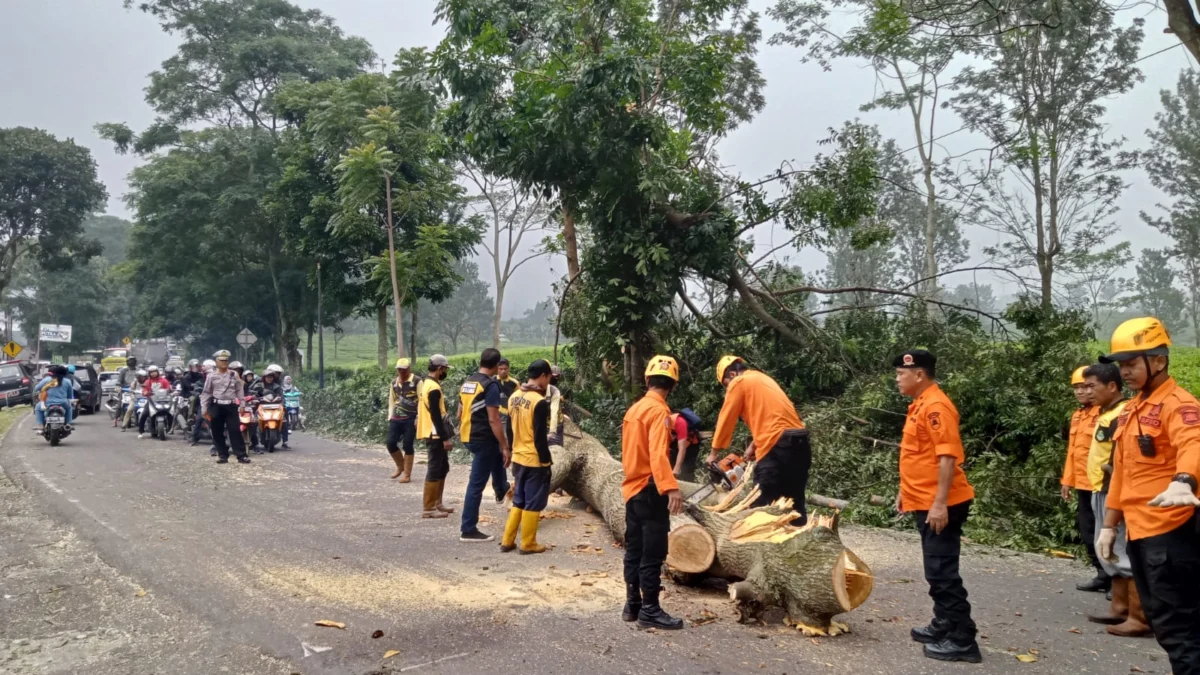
[549,421,873,634]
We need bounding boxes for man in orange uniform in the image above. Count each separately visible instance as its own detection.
[620,355,684,630]
[894,349,981,664]
[1098,318,1200,673]
[709,356,809,524]
[1062,366,1108,593]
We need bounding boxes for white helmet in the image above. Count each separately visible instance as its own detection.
[136,368,148,378]
[202,359,216,369]
[147,365,160,375]
[265,363,284,375]
[229,361,243,370]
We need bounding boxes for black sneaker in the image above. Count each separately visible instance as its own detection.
[216,458,229,464]
[282,443,290,449]
[1076,576,1111,593]
[911,618,951,644]
[209,447,217,457]
[923,637,982,664]
[237,457,251,464]
[459,530,494,543]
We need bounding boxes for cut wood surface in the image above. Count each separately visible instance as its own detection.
[550,421,873,633]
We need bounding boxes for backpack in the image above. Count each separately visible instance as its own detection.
[677,408,703,443]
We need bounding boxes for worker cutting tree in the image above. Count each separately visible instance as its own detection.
[709,355,810,525]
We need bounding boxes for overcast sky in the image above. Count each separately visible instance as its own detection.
[1,0,1191,317]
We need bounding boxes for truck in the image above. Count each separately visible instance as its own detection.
[129,339,170,369]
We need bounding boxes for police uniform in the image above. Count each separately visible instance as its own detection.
[500,383,552,554]
[895,350,980,663]
[458,369,509,539]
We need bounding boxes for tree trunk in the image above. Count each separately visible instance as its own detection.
[306,328,313,373]
[376,305,388,370]
[410,304,418,362]
[548,422,873,634]
[384,173,406,358]
[562,200,580,280]
[493,282,504,348]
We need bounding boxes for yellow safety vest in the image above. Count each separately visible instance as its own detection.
[416,378,446,440]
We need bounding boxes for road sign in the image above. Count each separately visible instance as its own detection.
[236,328,258,349]
[38,324,72,343]
[2,341,22,359]
[122,336,131,346]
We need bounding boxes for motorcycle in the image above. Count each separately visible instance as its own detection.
[257,394,285,453]
[132,393,148,430]
[284,390,303,431]
[145,388,173,440]
[170,383,191,435]
[102,381,121,417]
[239,395,259,449]
[43,402,71,446]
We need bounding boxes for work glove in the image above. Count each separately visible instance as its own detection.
[1148,480,1200,508]
[1096,527,1118,563]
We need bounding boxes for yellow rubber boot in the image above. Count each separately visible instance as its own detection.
[500,508,522,552]
[519,510,547,555]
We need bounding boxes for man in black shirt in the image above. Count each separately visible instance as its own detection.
[458,348,512,542]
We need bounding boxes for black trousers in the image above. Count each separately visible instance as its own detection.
[1075,488,1107,578]
[751,429,811,525]
[209,404,246,459]
[914,499,976,640]
[624,483,671,596]
[386,418,416,456]
[425,438,450,482]
[1129,515,1200,675]
[669,442,700,482]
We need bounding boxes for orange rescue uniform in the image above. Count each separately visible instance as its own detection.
[899,384,975,512]
[1107,377,1200,540]
[621,390,680,503]
[1061,405,1099,491]
[711,370,804,460]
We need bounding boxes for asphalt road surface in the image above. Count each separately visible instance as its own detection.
[0,412,1176,674]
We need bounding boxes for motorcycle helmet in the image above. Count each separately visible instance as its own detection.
[147,365,160,376]
[243,370,255,379]
[187,359,200,368]
[67,364,76,374]
[266,363,283,375]
[126,356,138,366]
[202,359,216,373]
[173,367,184,376]
[229,361,243,370]
[136,369,148,379]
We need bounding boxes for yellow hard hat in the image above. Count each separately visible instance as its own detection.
[644,355,679,381]
[395,358,411,370]
[1101,317,1172,363]
[1071,366,1087,386]
[716,355,744,384]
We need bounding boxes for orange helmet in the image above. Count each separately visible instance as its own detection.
[644,355,679,382]
[1101,317,1172,363]
[1071,366,1087,386]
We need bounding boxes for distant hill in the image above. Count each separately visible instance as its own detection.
[84,214,131,265]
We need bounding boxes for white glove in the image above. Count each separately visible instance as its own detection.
[1096,527,1118,563]
[1149,480,1200,508]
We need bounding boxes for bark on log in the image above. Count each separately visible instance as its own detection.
[549,421,873,633]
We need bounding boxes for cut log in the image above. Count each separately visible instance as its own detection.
[549,421,873,633]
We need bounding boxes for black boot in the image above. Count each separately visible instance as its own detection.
[1076,574,1110,593]
[637,589,683,630]
[910,618,951,644]
[923,634,982,664]
[621,584,641,622]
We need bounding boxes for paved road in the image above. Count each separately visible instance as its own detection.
[0,412,1175,674]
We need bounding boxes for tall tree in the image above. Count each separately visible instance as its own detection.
[949,2,1143,309]
[1141,71,1200,346]
[1135,248,1186,327]
[0,127,106,298]
[422,260,494,353]
[458,160,551,347]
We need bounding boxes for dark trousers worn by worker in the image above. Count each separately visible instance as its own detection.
[1075,488,1109,589]
[669,442,700,482]
[461,440,510,536]
[501,464,550,553]
[623,482,683,629]
[209,403,247,461]
[751,429,811,526]
[386,418,415,481]
[1128,514,1200,675]
[912,499,980,661]
[422,438,452,518]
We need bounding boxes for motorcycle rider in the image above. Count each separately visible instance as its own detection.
[283,374,303,434]
[241,369,260,450]
[115,356,139,428]
[32,365,74,434]
[230,361,245,379]
[183,360,208,446]
[138,365,172,439]
[248,365,286,452]
[122,369,149,431]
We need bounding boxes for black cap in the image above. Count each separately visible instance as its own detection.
[527,359,552,378]
[893,349,936,371]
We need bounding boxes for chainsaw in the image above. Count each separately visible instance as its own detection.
[684,453,747,507]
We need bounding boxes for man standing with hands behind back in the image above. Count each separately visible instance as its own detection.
[894,349,980,664]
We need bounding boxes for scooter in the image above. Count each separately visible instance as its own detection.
[170,383,191,435]
[43,402,72,446]
[284,390,303,431]
[146,389,172,440]
[131,393,148,430]
[239,395,259,450]
[257,394,285,453]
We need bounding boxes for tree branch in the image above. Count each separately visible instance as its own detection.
[678,285,729,339]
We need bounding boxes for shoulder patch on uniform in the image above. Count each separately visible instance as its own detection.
[928,411,942,430]
[1180,406,1200,426]
[461,381,479,394]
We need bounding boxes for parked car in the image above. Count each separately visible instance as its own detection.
[0,361,33,408]
[72,363,101,414]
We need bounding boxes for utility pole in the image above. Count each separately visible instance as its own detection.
[317,262,325,390]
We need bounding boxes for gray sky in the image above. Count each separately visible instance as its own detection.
[1,0,1192,317]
